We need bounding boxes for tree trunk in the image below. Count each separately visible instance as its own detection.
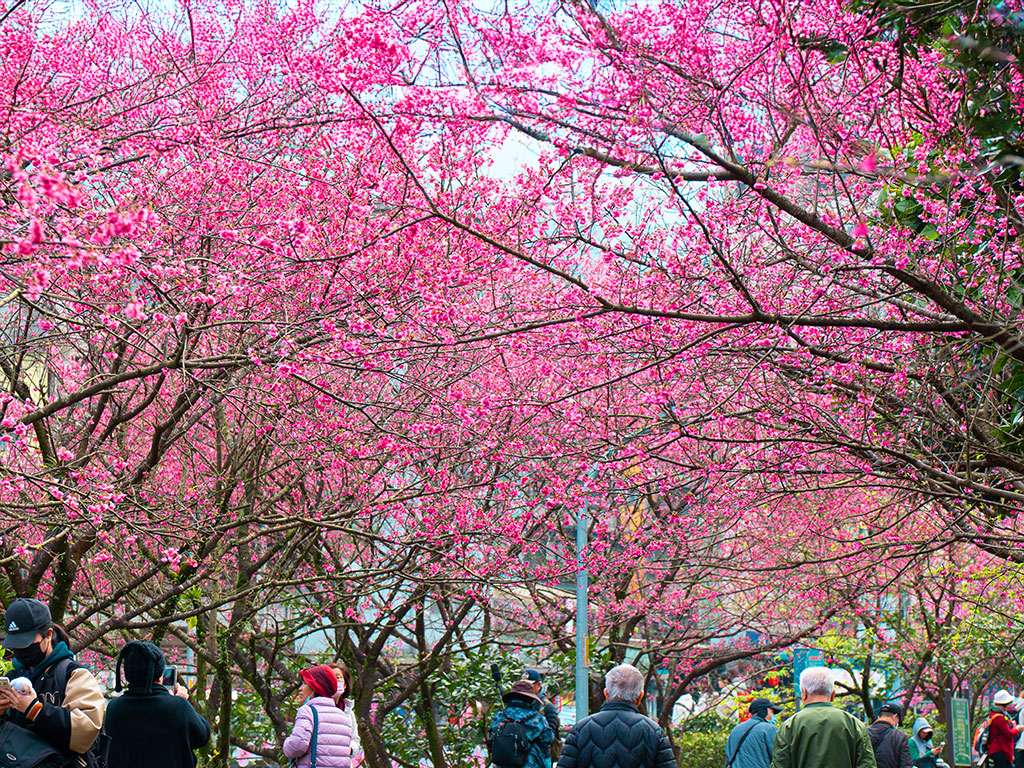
[358,719,391,768]
[216,668,233,768]
[415,601,448,768]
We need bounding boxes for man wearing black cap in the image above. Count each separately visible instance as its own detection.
[725,697,783,768]
[867,703,913,768]
[522,670,561,744]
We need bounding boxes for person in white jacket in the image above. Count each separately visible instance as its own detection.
[328,662,362,763]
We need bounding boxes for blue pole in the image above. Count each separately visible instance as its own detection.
[575,497,589,722]
[572,413,667,724]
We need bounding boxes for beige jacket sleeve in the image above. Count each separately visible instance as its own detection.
[63,667,105,753]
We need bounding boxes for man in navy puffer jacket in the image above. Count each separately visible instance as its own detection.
[556,664,677,768]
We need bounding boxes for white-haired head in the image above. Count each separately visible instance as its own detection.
[799,667,835,701]
[604,664,645,703]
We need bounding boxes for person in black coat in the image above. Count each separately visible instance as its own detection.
[556,664,677,768]
[104,641,211,768]
[867,702,913,768]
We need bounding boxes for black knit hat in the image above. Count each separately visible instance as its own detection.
[115,641,166,693]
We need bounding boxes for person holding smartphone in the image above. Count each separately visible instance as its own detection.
[909,717,945,768]
[0,598,104,767]
[104,641,211,768]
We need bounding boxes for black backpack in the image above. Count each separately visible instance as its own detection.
[489,714,532,768]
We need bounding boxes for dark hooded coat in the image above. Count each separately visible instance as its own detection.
[103,642,211,768]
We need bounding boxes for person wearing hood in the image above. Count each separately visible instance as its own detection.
[104,640,211,768]
[283,664,355,768]
[0,597,104,766]
[908,717,942,768]
[489,680,553,768]
[987,690,1021,768]
[867,703,912,768]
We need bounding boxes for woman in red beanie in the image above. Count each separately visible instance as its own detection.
[283,665,355,767]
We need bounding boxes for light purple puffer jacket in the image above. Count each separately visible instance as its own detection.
[283,697,354,768]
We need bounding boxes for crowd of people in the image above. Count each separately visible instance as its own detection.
[0,598,356,768]
[3,596,1022,768]
[492,664,1024,768]
[720,669,1023,768]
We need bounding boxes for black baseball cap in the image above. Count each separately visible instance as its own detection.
[878,702,904,721]
[749,697,782,715]
[2,598,51,649]
[522,669,543,683]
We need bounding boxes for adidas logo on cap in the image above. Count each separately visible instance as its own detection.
[7,622,19,631]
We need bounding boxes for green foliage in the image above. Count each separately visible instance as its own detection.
[855,0,1024,178]
[380,647,527,768]
[672,729,729,768]
[228,683,277,763]
[676,708,734,735]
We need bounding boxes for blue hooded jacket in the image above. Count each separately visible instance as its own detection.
[490,703,554,768]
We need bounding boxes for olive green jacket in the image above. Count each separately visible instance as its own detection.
[770,702,877,768]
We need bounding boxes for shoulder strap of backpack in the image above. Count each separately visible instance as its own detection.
[870,724,897,750]
[309,704,319,768]
[885,727,903,753]
[727,720,760,768]
[53,658,75,698]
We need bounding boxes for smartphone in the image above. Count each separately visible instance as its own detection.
[162,666,176,690]
[0,677,10,692]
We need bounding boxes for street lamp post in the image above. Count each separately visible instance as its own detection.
[575,494,590,721]
[573,413,670,723]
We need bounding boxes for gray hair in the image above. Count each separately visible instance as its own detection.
[604,664,645,702]
[800,667,834,698]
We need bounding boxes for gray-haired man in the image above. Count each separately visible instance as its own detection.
[770,667,876,768]
[556,664,677,768]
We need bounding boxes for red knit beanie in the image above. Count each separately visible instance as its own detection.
[301,665,338,698]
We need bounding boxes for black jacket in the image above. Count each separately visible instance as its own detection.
[541,697,560,740]
[556,701,677,768]
[867,721,913,768]
[104,686,211,768]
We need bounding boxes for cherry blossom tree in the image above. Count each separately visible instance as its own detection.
[2,0,1024,764]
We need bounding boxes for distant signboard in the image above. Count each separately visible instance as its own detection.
[950,696,971,767]
[793,647,825,708]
